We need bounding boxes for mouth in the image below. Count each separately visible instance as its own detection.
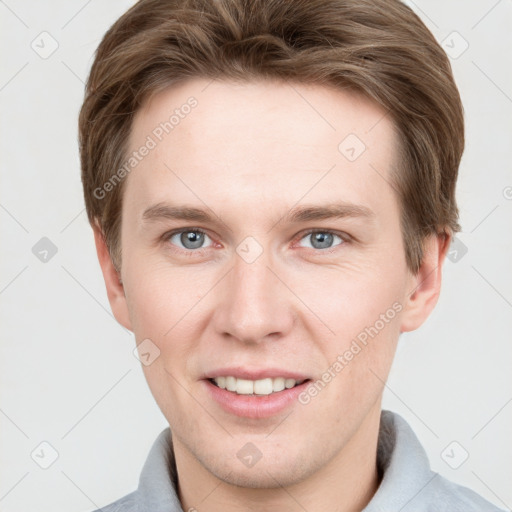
[204,376,311,418]
[208,376,309,396]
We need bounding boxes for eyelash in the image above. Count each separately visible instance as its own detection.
[161,228,350,256]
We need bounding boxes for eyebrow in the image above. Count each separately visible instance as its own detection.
[141,201,375,226]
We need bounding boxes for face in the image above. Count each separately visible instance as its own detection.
[102,78,439,489]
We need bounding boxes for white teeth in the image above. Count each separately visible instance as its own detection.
[272,377,285,392]
[236,379,254,395]
[212,376,304,395]
[285,378,296,389]
[225,376,237,392]
[254,378,273,395]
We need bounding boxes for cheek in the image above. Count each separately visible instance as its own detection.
[123,260,212,398]
[298,263,405,344]
[301,260,405,402]
[124,264,205,421]
[124,260,205,338]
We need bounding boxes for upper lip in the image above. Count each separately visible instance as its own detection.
[202,367,311,381]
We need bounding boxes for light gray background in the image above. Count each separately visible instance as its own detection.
[1,1,511,511]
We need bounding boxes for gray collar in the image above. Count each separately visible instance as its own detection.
[133,410,503,512]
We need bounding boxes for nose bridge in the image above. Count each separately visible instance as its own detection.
[215,246,293,343]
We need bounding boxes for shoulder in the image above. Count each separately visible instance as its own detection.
[88,490,140,512]
[87,426,181,512]
[424,473,506,512]
[371,411,506,512]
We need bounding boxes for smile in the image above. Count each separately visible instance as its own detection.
[210,376,307,395]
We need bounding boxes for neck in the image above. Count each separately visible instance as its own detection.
[174,403,383,512]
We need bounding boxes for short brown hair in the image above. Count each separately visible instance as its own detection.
[79,0,464,273]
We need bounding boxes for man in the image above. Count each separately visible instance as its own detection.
[79,0,504,510]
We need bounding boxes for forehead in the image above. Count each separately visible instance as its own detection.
[124,78,398,225]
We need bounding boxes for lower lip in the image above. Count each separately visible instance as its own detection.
[203,379,310,419]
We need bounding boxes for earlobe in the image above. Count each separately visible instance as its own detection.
[92,221,133,331]
[400,232,451,333]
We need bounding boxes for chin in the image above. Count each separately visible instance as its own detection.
[198,444,318,490]
[212,464,305,489]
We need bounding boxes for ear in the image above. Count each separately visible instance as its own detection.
[92,221,133,331]
[400,232,451,333]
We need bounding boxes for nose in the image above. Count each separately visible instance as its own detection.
[212,249,295,345]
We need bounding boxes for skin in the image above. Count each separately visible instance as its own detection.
[94,78,450,512]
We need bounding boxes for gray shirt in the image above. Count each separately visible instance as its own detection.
[91,410,505,511]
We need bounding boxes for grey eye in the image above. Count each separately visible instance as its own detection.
[170,230,212,250]
[299,231,343,250]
